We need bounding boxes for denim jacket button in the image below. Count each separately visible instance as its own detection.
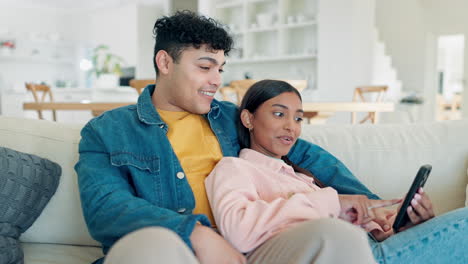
[176,172,185,179]
[177,208,186,213]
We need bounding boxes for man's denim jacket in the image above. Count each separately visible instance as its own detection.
[75,85,378,258]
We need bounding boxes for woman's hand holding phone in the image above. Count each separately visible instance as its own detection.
[368,188,436,241]
[398,188,435,231]
[392,165,435,232]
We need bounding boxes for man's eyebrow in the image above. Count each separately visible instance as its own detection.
[272,104,304,113]
[198,57,226,66]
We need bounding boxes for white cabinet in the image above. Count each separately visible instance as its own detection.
[201,0,319,99]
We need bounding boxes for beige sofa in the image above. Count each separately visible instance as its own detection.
[0,116,467,264]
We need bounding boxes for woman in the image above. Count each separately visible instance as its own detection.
[205,79,467,263]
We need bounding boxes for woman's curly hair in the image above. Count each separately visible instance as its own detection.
[153,10,233,74]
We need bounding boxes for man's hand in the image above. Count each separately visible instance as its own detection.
[190,224,246,264]
[338,195,401,226]
[367,207,396,241]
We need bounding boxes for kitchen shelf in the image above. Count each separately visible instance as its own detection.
[279,20,317,29]
[213,0,318,63]
[246,26,278,33]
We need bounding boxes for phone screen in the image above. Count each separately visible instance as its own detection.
[392,164,432,233]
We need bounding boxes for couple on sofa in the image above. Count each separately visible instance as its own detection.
[75,11,468,264]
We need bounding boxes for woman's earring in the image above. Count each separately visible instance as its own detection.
[246,123,252,132]
[246,122,251,130]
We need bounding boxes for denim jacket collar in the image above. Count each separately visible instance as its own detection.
[136,85,163,126]
[137,84,221,126]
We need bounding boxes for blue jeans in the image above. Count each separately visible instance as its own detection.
[368,207,468,264]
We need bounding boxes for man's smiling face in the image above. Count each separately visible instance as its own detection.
[164,44,225,114]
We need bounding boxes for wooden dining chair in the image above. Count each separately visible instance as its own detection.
[219,79,308,105]
[437,93,462,121]
[25,83,57,121]
[351,85,388,124]
[218,86,238,102]
[282,80,307,92]
[218,80,257,105]
[129,79,156,95]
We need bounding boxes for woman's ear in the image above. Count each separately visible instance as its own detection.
[155,50,172,75]
[240,109,253,130]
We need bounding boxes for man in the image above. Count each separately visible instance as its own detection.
[76,11,377,264]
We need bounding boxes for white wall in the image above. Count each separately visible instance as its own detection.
[0,7,76,40]
[317,0,376,102]
[0,8,81,92]
[375,0,426,94]
[0,3,168,92]
[136,5,165,79]
[85,3,168,79]
[423,0,467,34]
[171,0,198,13]
[86,4,139,67]
[375,0,440,122]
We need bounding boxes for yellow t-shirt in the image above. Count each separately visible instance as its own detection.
[158,109,223,225]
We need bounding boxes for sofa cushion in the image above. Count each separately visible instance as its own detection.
[0,147,61,264]
[22,242,103,264]
[0,116,99,247]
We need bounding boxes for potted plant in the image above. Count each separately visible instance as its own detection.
[92,45,125,88]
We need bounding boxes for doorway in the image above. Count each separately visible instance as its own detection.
[435,34,464,120]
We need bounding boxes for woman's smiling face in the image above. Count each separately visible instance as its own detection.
[242,91,304,159]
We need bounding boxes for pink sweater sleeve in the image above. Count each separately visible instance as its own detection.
[205,158,341,253]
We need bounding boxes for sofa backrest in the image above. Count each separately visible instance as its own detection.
[300,119,468,215]
[1,116,467,247]
[0,116,99,246]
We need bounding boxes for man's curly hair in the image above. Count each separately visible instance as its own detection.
[153,10,234,75]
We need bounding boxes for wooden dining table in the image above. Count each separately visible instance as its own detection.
[24,101,394,124]
[302,102,394,124]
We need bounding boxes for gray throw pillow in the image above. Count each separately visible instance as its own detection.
[0,147,61,264]
[0,233,22,264]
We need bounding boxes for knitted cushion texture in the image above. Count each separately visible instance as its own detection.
[0,147,61,264]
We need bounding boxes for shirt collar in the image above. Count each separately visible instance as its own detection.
[136,84,222,125]
[136,84,164,126]
[239,148,294,173]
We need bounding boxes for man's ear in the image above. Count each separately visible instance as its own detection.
[240,109,253,130]
[155,50,172,75]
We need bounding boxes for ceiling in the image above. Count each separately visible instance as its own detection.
[0,0,163,9]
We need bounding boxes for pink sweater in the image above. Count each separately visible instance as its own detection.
[205,149,341,253]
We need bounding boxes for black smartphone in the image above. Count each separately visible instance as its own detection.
[392,164,432,233]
